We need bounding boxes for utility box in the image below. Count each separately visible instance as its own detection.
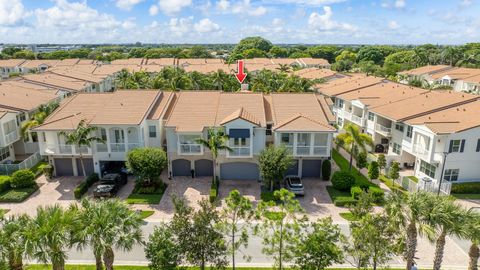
[241,83,249,91]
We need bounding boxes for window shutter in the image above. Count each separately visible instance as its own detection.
[448,140,453,153]
[477,139,480,152]
[460,139,466,153]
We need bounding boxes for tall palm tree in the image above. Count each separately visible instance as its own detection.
[25,205,77,270]
[59,120,104,177]
[21,102,59,139]
[465,210,480,270]
[115,69,131,89]
[276,64,291,73]
[74,199,143,270]
[335,123,374,171]
[196,128,232,180]
[0,214,31,270]
[385,191,436,270]
[441,46,462,66]
[426,196,467,270]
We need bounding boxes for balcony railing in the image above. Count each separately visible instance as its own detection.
[4,130,19,145]
[229,147,251,157]
[412,144,428,155]
[296,145,311,155]
[41,144,92,155]
[351,115,363,125]
[375,123,392,136]
[127,143,141,151]
[96,143,108,153]
[313,146,328,156]
[110,143,126,152]
[179,144,202,154]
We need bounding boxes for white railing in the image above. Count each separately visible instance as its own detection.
[4,130,19,145]
[127,143,142,151]
[110,143,126,152]
[351,115,363,125]
[313,146,328,156]
[179,144,202,154]
[296,146,311,155]
[96,143,108,152]
[412,144,428,155]
[42,144,92,155]
[375,123,392,135]
[229,147,250,157]
[0,152,43,175]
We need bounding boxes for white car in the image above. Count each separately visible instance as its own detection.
[284,176,305,196]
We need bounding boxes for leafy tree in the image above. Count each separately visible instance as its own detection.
[255,189,307,270]
[377,154,386,174]
[269,46,288,58]
[288,51,311,59]
[306,46,338,63]
[322,159,332,181]
[295,217,345,269]
[0,215,31,270]
[188,46,212,58]
[231,37,273,59]
[368,161,379,180]
[441,46,462,66]
[356,152,367,171]
[243,48,267,58]
[126,147,167,185]
[1,47,22,56]
[259,145,294,191]
[21,102,59,139]
[384,50,420,74]
[355,60,380,75]
[332,60,353,72]
[145,223,181,270]
[74,199,143,270]
[349,191,374,219]
[336,124,374,171]
[335,50,357,62]
[388,161,400,186]
[196,128,232,181]
[12,50,35,60]
[25,205,77,270]
[219,190,255,270]
[385,192,436,270]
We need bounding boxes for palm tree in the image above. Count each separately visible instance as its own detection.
[115,69,131,89]
[21,102,59,139]
[441,46,462,66]
[25,205,77,270]
[196,128,232,180]
[59,120,104,177]
[385,191,436,270]
[426,196,467,270]
[211,70,227,90]
[0,214,31,270]
[335,123,374,171]
[276,64,291,73]
[465,210,480,270]
[74,199,143,270]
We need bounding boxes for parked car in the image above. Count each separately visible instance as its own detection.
[283,175,305,196]
[93,173,127,198]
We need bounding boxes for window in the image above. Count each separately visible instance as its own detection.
[337,99,344,109]
[3,120,16,134]
[392,143,402,155]
[266,124,272,136]
[232,138,247,146]
[476,139,480,152]
[281,133,293,145]
[0,147,9,161]
[448,139,465,153]
[18,113,26,123]
[444,169,459,182]
[395,123,404,132]
[148,126,157,138]
[337,117,344,127]
[297,133,311,146]
[367,112,374,121]
[406,126,413,138]
[419,160,436,178]
[113,129,125,143]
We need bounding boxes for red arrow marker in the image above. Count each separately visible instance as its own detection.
[235,60,247,84]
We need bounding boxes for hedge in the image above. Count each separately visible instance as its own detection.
[451,182,480,194]
[322,160,332,181]
[74,173,99,199]
[350,186,362,199]
[334,197,358,207]
[0,176,11,193]
[331,171,356,191]
[10,170,35,188]
[209,176,220,203]
[368,186,385,203]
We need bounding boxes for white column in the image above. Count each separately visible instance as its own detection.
[310,133,315,156]
[293,133,298,156]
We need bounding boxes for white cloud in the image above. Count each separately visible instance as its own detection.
[194,18,220,32]
[168,17,193,34]
[115,0,144,10]
[460,0,472,7]
[308,6,357,32]
[388,20,399,29]
[220,0,267,16]
[0,0,28,26]
[157,0,192,15]
[149,5,159,15]
[394,0,406,8]
[269,0,346,5]
[216,0,230,10]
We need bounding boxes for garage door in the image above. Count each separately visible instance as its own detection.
[220,162,259,180]
[76,158,95,177]
[302,160,322,178]
[54,158,74,176]
[195,159,213,177]
[285,160,299,176]
[172,159,191,177]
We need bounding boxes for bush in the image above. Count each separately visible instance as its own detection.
[334,197,358,207]
[368,161,379,180]
[74,173,99,199]
[452,182,480,194]
[10,169,35,188]
[350,186,362,199]
[42,164,54,179]
[322,160,332,181]
[368,186,385,203]
[0,176,11,192]
[331,171,356,191]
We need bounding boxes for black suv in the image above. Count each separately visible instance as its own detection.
[93,173,127,198]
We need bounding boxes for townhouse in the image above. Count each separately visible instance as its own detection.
[35,90,336,179]
[318,74,480,184]
[0,59,26,79]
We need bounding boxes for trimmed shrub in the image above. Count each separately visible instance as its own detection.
[334,197,358,207]
[368,161,379,180]
[42,165,54,180]
[356,152,367,170]
[451,182,480,194]
[74,173,99,199]
[350,186,363,199]
[0,176,11,192]
[368,186,385,203]
[322,160,332,181]
[331,171,356,191]
[10,169,35,188]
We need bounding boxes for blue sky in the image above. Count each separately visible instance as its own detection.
[0,0,478,44]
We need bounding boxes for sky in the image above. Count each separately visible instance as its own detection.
[0,0,479,45]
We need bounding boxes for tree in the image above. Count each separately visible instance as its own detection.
[388,161,400,187]
[255,189,307,270]
[25,205,77,270]
[219,190,255,270]
[356,46,397,65]
[21,102,59,139]
[349,191,374,219]
[295,217,344,269]
[356,60,380,75]
[276,64,291,73]
[145,223,181,270]
[356,152,367,171]
[348,213,402,270]
[335,50,357,62]
[126,147,167,185]
[305,46,338,63]
[465,211,480,270]
[269,46,288,58]
[336,124,374,171]
[243,48,267,58]
[377,154,386,174]
[368,161,380,180]
[0,215,31,270]
[195,128,232,181]
[59,120,104,177]
[74,199,143,270]
[322,159,332,181]
[385,191,436,270]
[231,37,273,59]
[258,145,294,191]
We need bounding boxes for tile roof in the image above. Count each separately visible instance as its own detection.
[55,58,81,66]
[110,58,145,65]
[20,60,59,69]
[0,59,26,67]
[316,74,383,97]
[298,58,330,66]
[293,68,337,79]
[147,91,174,120]
[274,113,336,132]
[430,67,480,80]
[215,93,266,127]
[399,65,453,76]
[145,58,175,65]
[0,81,59,112]
[219,107,261,126]
[22,73,90,92]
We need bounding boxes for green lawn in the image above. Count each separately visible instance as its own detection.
[379,175,407,194]
[0,185,38,203]
[451,193,480,200]
[126,193,164,204]
[30,161,49,178]
[339,212,358,222]
[139,210,155,219]
[326,186,351,202]
[331,149,378,188]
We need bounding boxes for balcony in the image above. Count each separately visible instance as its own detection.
[179,144,202,155]
[41,144,92,156]
[375,123,392,136]
[412,144,429,155]
[4,130,19,145]
[351,115,363,125]
[296,146,310,155]
[229,146,251,157]
[110,143,126,152]
[313,146,328,156]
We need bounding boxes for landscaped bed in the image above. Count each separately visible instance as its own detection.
[126,181,167,205]
[0,185,39,203]
[0,169,39,203]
